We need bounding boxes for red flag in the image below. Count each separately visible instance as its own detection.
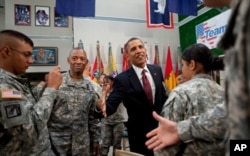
[122,45,130,71]
[92,41,104,82]
[153,44,160,65]
[164,46,176,91]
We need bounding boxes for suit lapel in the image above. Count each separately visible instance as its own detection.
[147,65,158,86]
[147,65,162,107]
[127,66,163,108]
[127,67,144,92]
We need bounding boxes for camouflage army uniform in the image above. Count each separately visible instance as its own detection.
[157,74,225,156]
[218,0,250,155]
[0,69,56,156]
[100,103,127,156]
[84,75,102,97]
[47,72,101,156]
[170,1,250,156]
[178,102,227,143]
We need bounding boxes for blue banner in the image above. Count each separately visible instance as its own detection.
[168,0,198,16]
[56,0,95,17]
[146,0,174,29]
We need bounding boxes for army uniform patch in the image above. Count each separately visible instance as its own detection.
[1,99,27,128]
[4,102,21,118]
[1,90,22,99]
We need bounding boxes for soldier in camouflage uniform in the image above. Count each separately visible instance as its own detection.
[82,61,102,97]
[146,103,227,151]
[47,48,101,156]
[100,75,128,156]
[0,29,62,155]
[177,102,226,142]
[147,1,250,155]
[218,0,250,154]
[155,43,225,156]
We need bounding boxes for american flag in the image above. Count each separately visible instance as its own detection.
[196,22,217,48]
[2,90,22,98]
[196,23,206,42]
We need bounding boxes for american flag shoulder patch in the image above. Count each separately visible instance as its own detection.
[1,90,22,99]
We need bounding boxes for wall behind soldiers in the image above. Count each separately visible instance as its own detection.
[0,0,5,30]
[74,0,180,74]
[2,0,180,74]
[4,0,73,72]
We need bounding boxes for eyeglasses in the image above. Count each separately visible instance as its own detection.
[9,47,33,58]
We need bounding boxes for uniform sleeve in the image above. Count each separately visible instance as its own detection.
[161,90,186,121]
[32,88,57,122]
[32,81,46,100]
[158,90,187,156]
[177,103,227,142]
[0,83,57,128]
[89,97,101,143]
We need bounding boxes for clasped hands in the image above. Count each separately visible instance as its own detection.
[96,84,111,117]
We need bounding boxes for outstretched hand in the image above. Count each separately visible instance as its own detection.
[145,111,181,151]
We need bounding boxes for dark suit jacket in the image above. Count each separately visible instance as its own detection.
[106,64,168,156]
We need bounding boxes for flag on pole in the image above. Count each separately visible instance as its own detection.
[164,46,177,91]
[92,41,104,82]
[173,60,179,87]
[153,43,160,65]
[78,40,84,49]
[122,45,130,71]
[105,42,118,77]
[144,42,152,64]
[55,0,95,17]
[146,0,174,29]
[168,0,198,16]
[175,60,179,76]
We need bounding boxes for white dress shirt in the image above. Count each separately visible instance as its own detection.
[132,64,156,104]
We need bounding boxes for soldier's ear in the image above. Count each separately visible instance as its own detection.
[0,46,10,58]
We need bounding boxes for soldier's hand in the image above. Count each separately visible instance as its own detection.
[46,65,62,90]
[145,111,180,151]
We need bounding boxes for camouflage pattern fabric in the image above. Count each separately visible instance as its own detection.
[48,72,101,156]
[177,103,227,142]
[171,1,250,156]
[157,74,225,156]
[100,122,124,156]
[218,0,250,155]
[101,103,127,125]
[100,103,127,156]
[84,75,102,98]
[0,69,57,156]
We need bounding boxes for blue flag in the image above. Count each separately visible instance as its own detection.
[168,0,198,16]
[56,0,95,17]
[146,0,174,29]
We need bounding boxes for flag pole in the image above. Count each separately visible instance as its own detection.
[78,40,84,49]
[96,40,102,80]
